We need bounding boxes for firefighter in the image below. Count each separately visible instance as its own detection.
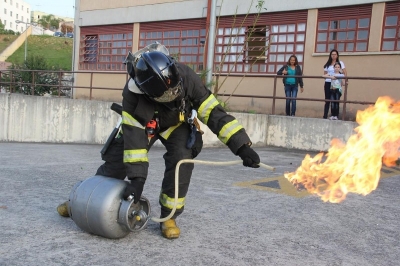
[123,50,260,239]
[58,50,260,240]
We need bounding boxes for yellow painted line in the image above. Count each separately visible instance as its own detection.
[235,166,400,198]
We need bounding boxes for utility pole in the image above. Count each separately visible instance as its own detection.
[15,20,37,62]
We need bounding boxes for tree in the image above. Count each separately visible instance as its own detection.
[61,23,73,34]
[37,14,62,31]
[0,20,5,33]
[7,55,61,96]
[0,20,15,34]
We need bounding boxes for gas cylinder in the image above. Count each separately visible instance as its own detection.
[67,175,151,239]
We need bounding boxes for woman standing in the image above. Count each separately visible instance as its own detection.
[323,62,345,120]
[322,49,347,119]
[277,55,304,116]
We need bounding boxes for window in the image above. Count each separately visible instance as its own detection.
[4,8,6,14]
[316,4,372,52]
[381,1,400,51]
[10,11,12,17]
[16,3,18,8]
[82,36,98,65]
[10,22,12,28]
[10,0,12,4]
[27,8,29,13]
[21,16,23,22]
[215,11,307,73]
[4,20,6,26]
[263,23,306,73]
[79,24,133,70]
[16,14,18,19]
[139,19,206,72]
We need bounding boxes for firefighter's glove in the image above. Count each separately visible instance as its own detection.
[237,144,260,168]
[123,177,146,203]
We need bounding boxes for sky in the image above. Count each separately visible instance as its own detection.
[27,0,75,18]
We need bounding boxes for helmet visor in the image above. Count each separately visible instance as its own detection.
[152,79,183,102]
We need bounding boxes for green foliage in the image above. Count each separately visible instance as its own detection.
[37,14,62,31]
[256,0,265,11]
[0,21,15,34]
[0,21,16,34]
[7,55,61,96]
[6,35,73,70]
[0,29,16,35]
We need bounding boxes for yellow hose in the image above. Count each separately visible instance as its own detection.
[150,160,275,223]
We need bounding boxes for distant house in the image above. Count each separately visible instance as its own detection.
[31,11,73,24]
[31,11,74,31]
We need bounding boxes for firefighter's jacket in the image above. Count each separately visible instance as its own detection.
[121,62,251,179]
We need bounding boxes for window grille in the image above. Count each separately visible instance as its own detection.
[316,4,372,53]
[79,24,133,71]
[381,1,400,51]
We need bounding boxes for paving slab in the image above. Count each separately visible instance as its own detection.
[0,142,399,266]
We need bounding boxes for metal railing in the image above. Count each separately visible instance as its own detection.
[0,69,130,98]
[1,69,399,120]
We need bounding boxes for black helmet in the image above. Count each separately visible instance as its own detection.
[132,51,182,102]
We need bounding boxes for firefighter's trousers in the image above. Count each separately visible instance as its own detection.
[96,123,202,219]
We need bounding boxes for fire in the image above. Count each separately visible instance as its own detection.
[284,96,400,203]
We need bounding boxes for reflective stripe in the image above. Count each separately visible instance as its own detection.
[159,193,185,210]
[198,94,219,124]
[123,149,148,163]
[159,123,182,140]
[218,119,243,144]
[122,111,145,129]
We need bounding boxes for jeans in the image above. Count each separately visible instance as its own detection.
[323,81,331,118]
[284,84,298,116]
[330,89,341,117]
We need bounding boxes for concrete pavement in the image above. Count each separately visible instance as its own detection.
[0,142,399,266]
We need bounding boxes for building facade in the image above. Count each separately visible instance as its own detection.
[0,0,30,32]
[72,0,400,119]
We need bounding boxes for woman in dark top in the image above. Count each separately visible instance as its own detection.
[277,55,304,116]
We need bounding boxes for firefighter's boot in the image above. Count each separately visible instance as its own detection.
[57,201,70,217]
[160,219,180,239]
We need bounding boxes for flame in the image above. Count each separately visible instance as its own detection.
[284,96,400,203]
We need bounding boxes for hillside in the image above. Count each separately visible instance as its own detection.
[5,35,73,71]
[0,34,19,52]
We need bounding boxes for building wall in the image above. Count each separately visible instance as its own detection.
[72,0,400,120]
[77,0,394,26]
[0,0,30,32]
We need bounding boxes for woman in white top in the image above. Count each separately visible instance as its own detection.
[323,49,347,119]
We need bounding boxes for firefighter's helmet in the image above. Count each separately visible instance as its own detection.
[131,51,182,102]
